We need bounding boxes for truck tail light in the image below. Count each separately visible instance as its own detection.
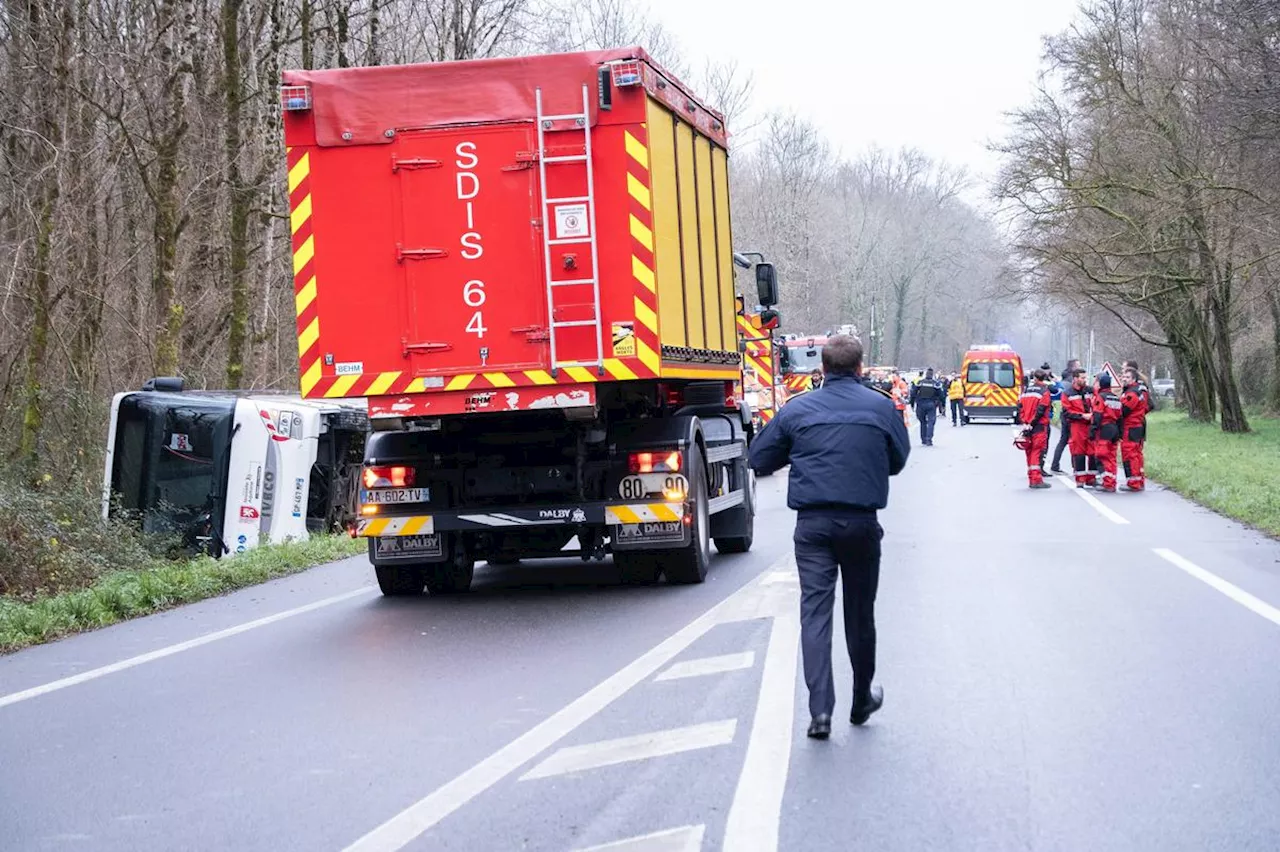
[629,451,681,474]
[363,466,415,488]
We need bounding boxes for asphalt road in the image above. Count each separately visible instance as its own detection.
[4,417,1280,851]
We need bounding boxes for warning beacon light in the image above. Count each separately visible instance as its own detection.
[280,85,312,112]
[610,61,642,87]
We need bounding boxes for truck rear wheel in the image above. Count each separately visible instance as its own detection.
[375,564,426,596]
[426,557,475,595]
[659,445,711,585]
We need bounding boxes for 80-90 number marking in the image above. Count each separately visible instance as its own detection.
[618,474,688,501]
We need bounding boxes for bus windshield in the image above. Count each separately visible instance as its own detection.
[111,395,235,553]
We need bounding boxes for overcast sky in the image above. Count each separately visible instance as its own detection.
[646,0,1082,201]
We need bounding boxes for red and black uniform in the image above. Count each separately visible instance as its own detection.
[1016,381,1053,486]
[1121,379,1149,491]
[1091,386,1124,492]
[1061,382,1096,486]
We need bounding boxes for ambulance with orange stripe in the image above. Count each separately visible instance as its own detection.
[958,344,1024,423]
[103,379,369,557]
[280,48,766,594]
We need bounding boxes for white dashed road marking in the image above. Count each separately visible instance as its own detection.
[1154,548,1280,628]
[655,651,756,682]
[723,612,801,852]
[1056,475,1130,524]
[0,586,376,710]
[520,720,737,780]
[573,824,706,852]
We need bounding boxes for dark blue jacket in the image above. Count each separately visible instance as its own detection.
[748,373,911,511]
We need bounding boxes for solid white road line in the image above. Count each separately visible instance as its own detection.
[1154,548,1280,628]
[0,586,375,710]
[722,612,801,852]
[1056,475,1130,524]
[342,555,794,852]
[761,571,797,585]
[654,651,756,682]
[520,720,737,781]
[574,825,706,852]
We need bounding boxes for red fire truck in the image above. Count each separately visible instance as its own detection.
[280,48,775,595]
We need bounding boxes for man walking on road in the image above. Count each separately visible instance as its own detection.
[909,368,942,446]
[748,335,910,741]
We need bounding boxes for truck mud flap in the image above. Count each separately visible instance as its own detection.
[369,533,446,562]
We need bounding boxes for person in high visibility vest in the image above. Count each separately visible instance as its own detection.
[890,372,910,427]
[947,374,965,426]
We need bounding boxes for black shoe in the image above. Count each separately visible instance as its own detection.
[807,714,832,739]
[850,686,884,726]
[1050,466,1063,474]
[1029,481,1051,489]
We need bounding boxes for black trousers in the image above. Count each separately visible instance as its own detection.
[794,511,883,718]
[916,404,937,444]
[1051,418,1070,469]
[950,398,963,424]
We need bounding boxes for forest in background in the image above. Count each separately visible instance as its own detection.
[997,0,1280,432]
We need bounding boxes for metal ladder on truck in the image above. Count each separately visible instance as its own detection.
[535,84,604,376]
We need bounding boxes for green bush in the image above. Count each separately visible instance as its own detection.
[0,476,161,599]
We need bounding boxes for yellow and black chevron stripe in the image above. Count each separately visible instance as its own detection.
[356,515,434,537]
[964,384,1019,408]
[625,127,662,378]
[605,503,684,524]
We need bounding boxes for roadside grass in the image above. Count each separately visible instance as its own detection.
[0,535,365,654]
[1145,409,1280,537]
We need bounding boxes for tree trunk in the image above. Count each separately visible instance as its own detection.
[223,0,251,388]
[151,0,193,377]
[1207,280,1249,433]
[891,280,907,367]
[19,190,58,471]
[301,0,314,69]
[1268,287,1280,415]
[16,0,71,473]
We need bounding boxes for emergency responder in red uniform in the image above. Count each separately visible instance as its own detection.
[1120,367,1148,491]
[1091,373,1124,492]
[1124,360,1157,413]
[1061,368,1096,488]
[1015,369,1053,488]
